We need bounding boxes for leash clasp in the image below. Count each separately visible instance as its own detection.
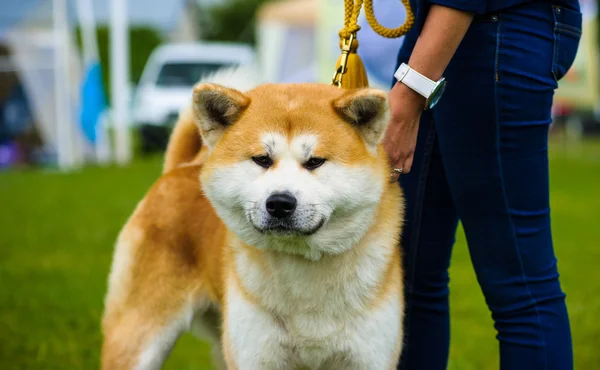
[331,33,355,88]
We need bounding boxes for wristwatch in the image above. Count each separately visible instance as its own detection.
[394,63,447,110]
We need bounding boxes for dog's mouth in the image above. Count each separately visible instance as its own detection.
[253,218,325,236]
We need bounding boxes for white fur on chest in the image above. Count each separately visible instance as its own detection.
[224,237,401,369]
[233,235,392,316]
[225,277,402,370]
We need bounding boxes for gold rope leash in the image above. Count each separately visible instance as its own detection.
[332,0,415,89]
[364,0,415,38]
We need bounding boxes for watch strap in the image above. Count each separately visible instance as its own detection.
[394,63,437,99]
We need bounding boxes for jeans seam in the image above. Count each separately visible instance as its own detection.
[493,18,549,370]
[552,8,563,83]
[552,32,560,81]
[401,116,437,363]
[494,16,501,82]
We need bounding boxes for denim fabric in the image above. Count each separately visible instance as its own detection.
[392,1,582,369]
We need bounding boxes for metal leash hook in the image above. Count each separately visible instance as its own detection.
[331,33,355,88]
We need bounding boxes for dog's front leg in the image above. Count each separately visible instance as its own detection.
[222,288,290,370]
[344,289,405,370]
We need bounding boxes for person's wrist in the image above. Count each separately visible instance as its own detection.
[391,81,426,111]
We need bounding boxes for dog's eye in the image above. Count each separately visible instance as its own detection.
[304,157,326,170]
[252,155,273,169]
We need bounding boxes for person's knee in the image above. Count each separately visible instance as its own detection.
[408,271,451,314]
[481,275,566,323]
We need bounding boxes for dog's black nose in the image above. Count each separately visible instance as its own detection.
[266,193,297,218]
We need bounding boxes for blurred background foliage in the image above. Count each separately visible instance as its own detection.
[197,0,271,45]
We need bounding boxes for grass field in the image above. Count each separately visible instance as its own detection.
[1,138,599,370]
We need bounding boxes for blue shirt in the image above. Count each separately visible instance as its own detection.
[427,0,580,14]
[394,0,581,83]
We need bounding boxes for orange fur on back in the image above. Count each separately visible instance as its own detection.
[101,164,228,369]
[162,107,209,174]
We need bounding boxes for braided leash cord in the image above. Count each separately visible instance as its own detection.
[338,0,415,41]
[333,0,415,87]
[338,0,364,40]
[364,0,415,38]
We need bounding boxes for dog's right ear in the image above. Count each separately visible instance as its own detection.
[192,83,251,149]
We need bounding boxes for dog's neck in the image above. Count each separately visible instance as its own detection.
[229,229,396,318]
[227,184,403,317]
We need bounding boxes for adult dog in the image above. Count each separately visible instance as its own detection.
[101,67,405,370]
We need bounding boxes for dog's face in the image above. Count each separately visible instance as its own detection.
[195,83,391,260]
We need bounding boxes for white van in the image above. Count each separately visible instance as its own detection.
[132,42,256,153]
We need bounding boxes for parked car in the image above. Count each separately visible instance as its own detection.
[132,42,256,153]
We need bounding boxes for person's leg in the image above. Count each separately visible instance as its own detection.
[433,2,580,369]
[391,12,461,369]
[395,109,459,370]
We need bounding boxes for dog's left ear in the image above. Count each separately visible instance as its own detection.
[192,83,251,149]
[331,88,390,150]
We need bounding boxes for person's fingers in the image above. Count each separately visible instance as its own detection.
[384,140,402,169]
[385,148,397,169]
[389,161,403,182]
[388,151,404,182]
[392,149,414,175]
[402,153,414,174]
[391,158,403,175]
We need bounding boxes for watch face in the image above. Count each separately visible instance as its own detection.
[428,79,447,109]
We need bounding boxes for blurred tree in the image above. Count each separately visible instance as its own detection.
[75,26,163,104]
[197,0,274,45]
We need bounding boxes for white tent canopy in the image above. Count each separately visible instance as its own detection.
[2,6,88,168]
[256,0,407,89]
[256,0,319,84]
[0,0,192,169]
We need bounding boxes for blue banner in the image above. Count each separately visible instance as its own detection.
[79,62,107,144]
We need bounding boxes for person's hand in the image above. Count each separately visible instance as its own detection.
[384,81,426,177]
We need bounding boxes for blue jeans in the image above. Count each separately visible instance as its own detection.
[393,1,582,369]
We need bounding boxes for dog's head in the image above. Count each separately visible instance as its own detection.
[194,83,391,260]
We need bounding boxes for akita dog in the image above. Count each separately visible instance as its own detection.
[101,67,405,370]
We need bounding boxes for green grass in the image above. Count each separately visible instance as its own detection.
[1,139,599,369]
